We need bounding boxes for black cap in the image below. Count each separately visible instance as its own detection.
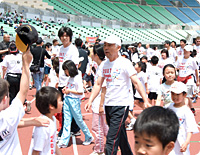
[164,40,170,45]
[15,24,38,52]
[36,37,43,44]
[96,46,105,60]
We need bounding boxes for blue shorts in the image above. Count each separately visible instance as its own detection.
[44,66,51,74]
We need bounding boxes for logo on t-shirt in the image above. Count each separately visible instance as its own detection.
[1,129,10,139]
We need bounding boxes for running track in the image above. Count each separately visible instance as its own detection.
[19,88,200,155]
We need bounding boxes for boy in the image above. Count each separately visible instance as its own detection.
[167,81,199,155]
[28,86,63,155]
[0,49,32,154]
[147,56,162,105]
[134,106,179,155]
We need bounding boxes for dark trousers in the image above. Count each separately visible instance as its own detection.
[105,106,133,155]
[6,73,21,105]
[58,86,80,137]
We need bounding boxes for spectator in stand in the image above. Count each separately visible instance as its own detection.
[164,40,178,63]
[176,39,186,58]
[75,38,88,77]
[0,34,10,62]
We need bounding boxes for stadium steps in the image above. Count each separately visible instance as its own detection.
[179,8,200,25]
[152,6,182,24]
[135,29,161,42]
[175,30,188,38]
[126,4,161,24]
[165,30,185,40]
[139,5,172,25]
[166,7,197,25]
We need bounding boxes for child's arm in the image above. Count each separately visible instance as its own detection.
[180,132,192,152]
[32,150,40,155]
[18,117,49,128]
[145,82,149,94]
[62,87,83,95]
[55,144,62,155]
[16,49,32,104]
[99,87,106,114]
[155,94,162,106]
[195,69,199,86]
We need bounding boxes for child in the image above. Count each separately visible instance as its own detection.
[57,60,93,148]
[147,56,162,105]
[134,61,148,109]
[176,45,199,114]
[28,87,62,155]
[134,106,179,155]
[90,46,108,155]
[167,81,199,155]
[0,49,32,154]
[158,49,173,69]
[156,64,175,107]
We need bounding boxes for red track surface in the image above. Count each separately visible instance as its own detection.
[19,88,200,155]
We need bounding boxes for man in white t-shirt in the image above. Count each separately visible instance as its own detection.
[146,44,155,60]
[176,39,186,58]
[51,39,60,57]
[164,40,178,63]
[0,49,32,155]
[57,26,80,138]
[85,35,149,155]
[193,36,200,59]
[137,42,145,56]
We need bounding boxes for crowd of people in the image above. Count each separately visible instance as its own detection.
[0,24,200,155]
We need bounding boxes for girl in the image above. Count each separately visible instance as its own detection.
[134,61,148,109]
[156,64,194,110]
[158,49,173,69]
[57,60,93,148]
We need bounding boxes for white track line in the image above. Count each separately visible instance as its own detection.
[30,97,36,103]
[72,135,78,155]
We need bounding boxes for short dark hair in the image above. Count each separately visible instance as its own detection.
[52,57,59,70]
[36,87,61,115]
[137,61,146,73]
[75,38,83,47]
[161,49,169,58]
[62,60,78,77]
[0,78,9,103]
[58,27,73,42]
[140,55,147,61]
[53,39,58,44]
[151,56,159,65]
[171,41,176,46]
[45,42,52,48]
[180,39,186,44]
[134,106,179,149]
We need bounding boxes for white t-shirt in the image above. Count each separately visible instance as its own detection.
[92,63,106,114]
[167,103,199,155]
[58,43,79,87]
[158,58,174,69]
[146,48,155,60]
[131,52,139,63]
[135,71,147,98]
[86,56,92,74]
[44,50,52,67]
[176,46,184,58]
[28,115,57,155]
[176,57,198,85]
[2,53,22,74]
[65,70,84,99]
[52,45,60,57]
[48,69,58,88]
[157,82,173,106]
[168,47,177,63]
[0,97,25,155]
[193,45,200,59]
[99,56,136,106]
[137,46,145,55]
[147,65,162,93]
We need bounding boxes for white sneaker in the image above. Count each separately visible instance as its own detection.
[82,136,94,145]
[57,143,68,148]
[126,123,134,131]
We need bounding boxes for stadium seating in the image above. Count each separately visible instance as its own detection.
[156,0,173,6]
[139,5,172,25]
[193,8,200,16]
[169,0,186,6]
[166,7,197,25]
[182,0,200,7]
[152,6,182,24]
[179,8,200,25]
[144,0,159,5]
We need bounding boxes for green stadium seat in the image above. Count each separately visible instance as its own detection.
[144,0,159,5]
